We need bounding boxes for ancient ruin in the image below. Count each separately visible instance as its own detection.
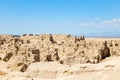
[0,34,120,80]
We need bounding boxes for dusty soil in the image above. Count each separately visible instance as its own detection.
[0,34,120,80]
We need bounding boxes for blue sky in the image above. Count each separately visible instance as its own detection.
[0,0,120,35]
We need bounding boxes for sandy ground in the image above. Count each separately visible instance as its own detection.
[0,56,120,80]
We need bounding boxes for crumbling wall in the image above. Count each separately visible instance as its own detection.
[0,34,120,72]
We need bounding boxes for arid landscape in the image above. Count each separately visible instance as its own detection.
[0,34,120,80]
[1,0,120,80]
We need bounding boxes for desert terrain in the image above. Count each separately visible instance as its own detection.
[0,34,120,80]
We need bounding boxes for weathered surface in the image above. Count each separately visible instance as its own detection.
[0,34,120,80]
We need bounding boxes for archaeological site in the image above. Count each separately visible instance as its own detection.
[0,34,120,80]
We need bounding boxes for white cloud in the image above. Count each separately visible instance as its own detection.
[79,18,120,27]
[94,18,99,21]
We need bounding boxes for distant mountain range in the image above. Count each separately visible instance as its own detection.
[73,32,120,38]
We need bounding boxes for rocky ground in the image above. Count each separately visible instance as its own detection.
[0,34,120,80]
